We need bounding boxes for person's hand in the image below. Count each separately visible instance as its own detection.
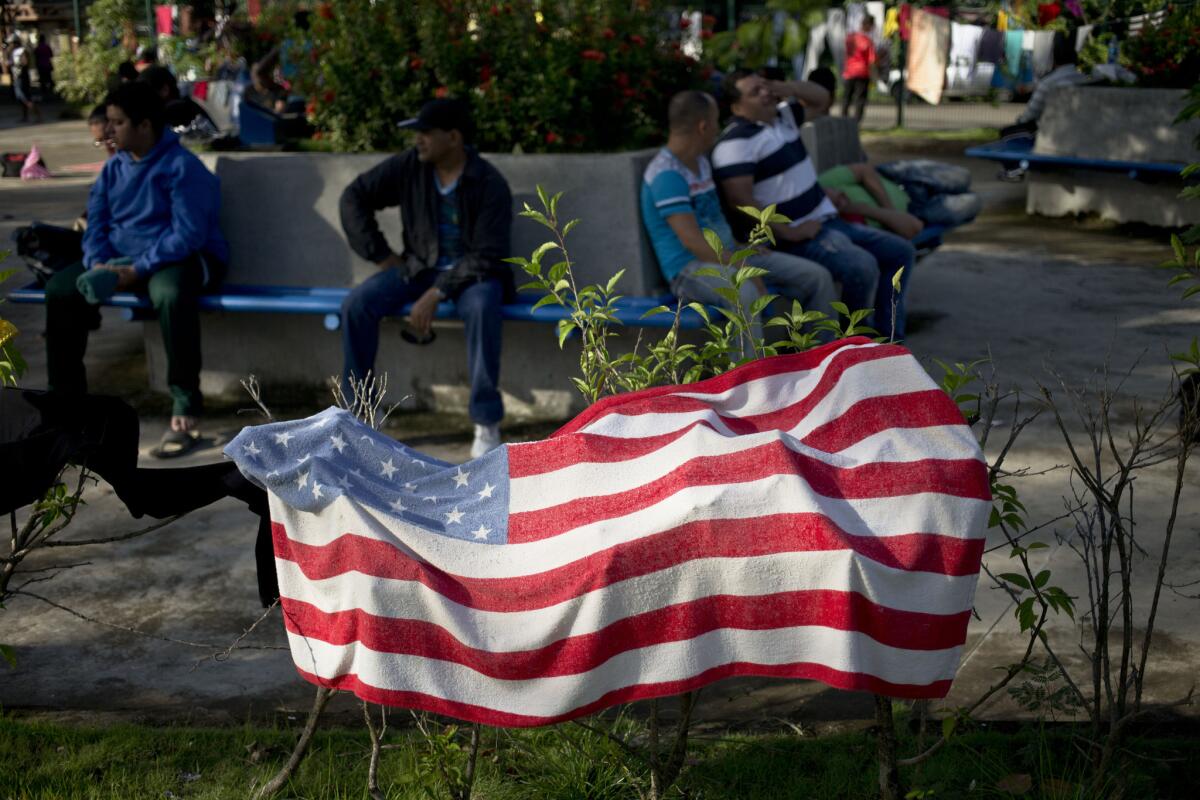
[776,220,822,243]
[765,79,790,101]
[96,264,139,290]
[408,287,442,336]
[825,188,850,212]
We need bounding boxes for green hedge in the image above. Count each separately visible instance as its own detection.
[295,0,711,153]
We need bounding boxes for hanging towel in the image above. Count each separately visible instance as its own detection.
[997,11,1008,32]
[847,2,865,34]
[977,29,1005,64]
[906,9,949,105]
[948,23,984,90]
[885,6,900,38]
[805,22,828,76]
[827,8,847,71]
[1037,3,1062,27]
[1075,25,1093,53]
[1032,30,1055,77]
[898,3,912,41]
[1004,30,1024,77]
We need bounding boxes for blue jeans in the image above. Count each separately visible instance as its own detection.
[341,268,504,424]
[781,217,916,340]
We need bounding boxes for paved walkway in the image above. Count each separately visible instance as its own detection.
[2,118,1197,727]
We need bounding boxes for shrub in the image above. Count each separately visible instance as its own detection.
[295,0,711,153]
[52,0,145,105]
[1120,5,1200,88]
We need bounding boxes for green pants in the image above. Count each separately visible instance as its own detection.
[45,258,217,417]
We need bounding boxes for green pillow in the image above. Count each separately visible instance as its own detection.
[818,165,910,228]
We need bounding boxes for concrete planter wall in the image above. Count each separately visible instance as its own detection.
[1028,87,1199,227]
[146,150,664,417]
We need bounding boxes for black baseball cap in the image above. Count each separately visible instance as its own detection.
[397,98,474,141]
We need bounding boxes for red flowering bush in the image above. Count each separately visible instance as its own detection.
[1120,6,1200,88]
[291,0,708,153]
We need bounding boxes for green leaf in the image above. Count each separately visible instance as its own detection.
[941,715,957,741]
[891,266,905,294]
[999,572,1030,590]
[531,293,560,311]
[703,228,725,258]
[640,305,672,318]
[830,301,850,317]
[737,205,764,221]
[1027,541,1049,551]
[0,643,15,668]
[1033,570,1050,589]
[531,241,559,265]
[536,185,549,211]
[562,219,581,238]
[556,320,576,348]
[605,269,626,296]
[749,294,777,318]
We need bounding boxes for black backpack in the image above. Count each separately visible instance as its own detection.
[10,223,84,285]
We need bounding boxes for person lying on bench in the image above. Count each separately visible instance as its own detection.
[713,70,916,340]
[43,81,229,458]
[641,90,834,356]
[339,98,513,458]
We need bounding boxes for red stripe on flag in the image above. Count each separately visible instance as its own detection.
[281,590,969,680]
[549,337,894,437]
[797,390,968,453]
[295,661,954,728]
[508,389,966,479]
[508,446,988,542]
[273,515,984,611]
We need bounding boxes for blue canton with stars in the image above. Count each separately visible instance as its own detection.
[224,407,510,544]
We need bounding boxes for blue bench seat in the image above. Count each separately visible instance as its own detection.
[5,282,711,332]
[965,136,1188,180]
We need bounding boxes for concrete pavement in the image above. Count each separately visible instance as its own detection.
[1,117,1197,728]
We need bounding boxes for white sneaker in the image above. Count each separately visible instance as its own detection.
[470,423,502,458]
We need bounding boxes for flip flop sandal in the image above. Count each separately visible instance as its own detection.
[151,428,200,459]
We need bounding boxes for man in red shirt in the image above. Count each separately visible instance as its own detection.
[842,15,877,122]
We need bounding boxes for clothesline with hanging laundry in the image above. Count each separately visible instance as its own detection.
[799,2,1171,107]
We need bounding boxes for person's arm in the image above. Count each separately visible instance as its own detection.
[846,162,895,209]
[338,155,405,268]
[845,202,924,239]
[766,78,831,111]
[666,213,723,264]
[719,175,820,242]
[1016,82,1047,125]
[81,168,118,269]
[133,158,220,278]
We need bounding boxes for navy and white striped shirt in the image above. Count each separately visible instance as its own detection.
[711,101,837,228]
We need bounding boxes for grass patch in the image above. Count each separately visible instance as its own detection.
[3,714,1199,799]
[861,127,1000,142]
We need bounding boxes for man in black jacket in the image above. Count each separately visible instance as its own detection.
[339,98,513,457]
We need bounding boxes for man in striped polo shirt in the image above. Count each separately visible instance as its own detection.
[712,70,916,340]
[640,91,834,355]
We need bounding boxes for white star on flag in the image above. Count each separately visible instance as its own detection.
[470,524,491,540]
[445,507,465,525]
[243,441,261,457]
[311,482,324,500]
[274,431,293,447]
[404,482,417,491]
[390,498,407,513]
[296,453,311,465]
[478,483,495,499]
[338,474,353,489]
[453,468,470,488]
[296,470,309,489]
[330,434,346,453]
[380,458,397,479]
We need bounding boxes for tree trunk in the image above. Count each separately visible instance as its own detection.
[874,695,903,800]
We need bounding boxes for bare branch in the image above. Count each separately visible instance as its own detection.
[36,514,183,550]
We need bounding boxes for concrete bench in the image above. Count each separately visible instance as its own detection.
[966,87,1199,228]
[6,120,964,416]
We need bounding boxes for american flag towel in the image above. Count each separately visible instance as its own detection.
[226,337,990,727]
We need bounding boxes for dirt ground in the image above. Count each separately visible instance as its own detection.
[1,118,1197,729]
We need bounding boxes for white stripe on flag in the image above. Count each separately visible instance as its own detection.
[274,550,977,653]
[285,625,963,719]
